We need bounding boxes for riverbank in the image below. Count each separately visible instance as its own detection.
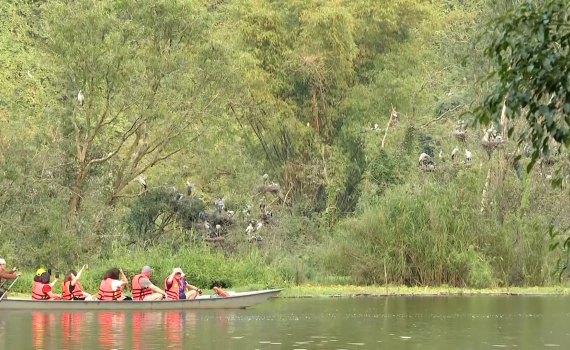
[272,285,570,298]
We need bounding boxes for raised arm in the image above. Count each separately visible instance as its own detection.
[166,272,175,285]
[119,268,128,287]
[71,265,87,286]
[49,278,59,288]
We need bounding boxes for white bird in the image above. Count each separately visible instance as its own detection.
[438,150,443,159]
[256,221,263,231]
[136,175,147,190]
[464,149,472,163]
[451,146,459,161]
[243,205,252,217]
[245,222,254,235]
[374,123,379,130]
[227,210,234,216]
[494,135,503,143]
[215,224,222,236]
[262,173,269,183]
[27,70,32,78]
[77,90,84,106]
[186,181,194,196]
[204,221,211,231]
[418,153,430,166]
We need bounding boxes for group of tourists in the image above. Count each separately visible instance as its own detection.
[0,258,202,301]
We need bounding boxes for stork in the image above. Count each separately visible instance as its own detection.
[464,149,472,164]
[451,146,459,161]
[136,175,147,191]
[418,153,430,166]
[186,181,194,196]
[77,90,84,106]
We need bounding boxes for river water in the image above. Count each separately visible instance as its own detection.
[0,296,568,349]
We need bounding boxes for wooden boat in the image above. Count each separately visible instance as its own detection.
[0,289,283,311]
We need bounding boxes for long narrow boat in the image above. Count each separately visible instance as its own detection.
[0,289,283,311]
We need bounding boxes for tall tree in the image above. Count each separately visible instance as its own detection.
[40,0,226,215]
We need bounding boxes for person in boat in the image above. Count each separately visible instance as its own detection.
[63,265,94,301]
[97,267,132,301]
[0,258,21,298]
[164,268,202,300]
[132,265,167,301]
[32,268,62,300]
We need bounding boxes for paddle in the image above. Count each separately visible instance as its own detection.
[0,276,20,302]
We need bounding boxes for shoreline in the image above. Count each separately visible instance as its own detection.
[273,285,570,298]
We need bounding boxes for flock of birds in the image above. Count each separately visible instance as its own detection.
[135,173,276,243]
[415,123,506,171]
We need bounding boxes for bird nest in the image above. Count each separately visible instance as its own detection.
[453,130,468,142]
[256,184,280,194]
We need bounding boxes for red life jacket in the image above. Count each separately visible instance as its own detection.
[132,274,153,301]
[32,281,48,300]
[98,278,122,301]
[62,280,85,300]
[164,276,181,300]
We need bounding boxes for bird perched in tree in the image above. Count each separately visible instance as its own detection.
[186,181,194,196]
[214,198,224,213]
[215,224,222,236]
[463,149,472,164]
[27,70,32,78]
[204,221,211,231]
[418,153,430,166]
[245,222,254,235]
[243,205,252,217]
[451,146,459,161]
[259,197,266,212]
[374,123,379,131]
[77,90,84,106]
[136,175,147,191]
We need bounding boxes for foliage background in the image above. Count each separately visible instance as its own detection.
[1,0,569,293]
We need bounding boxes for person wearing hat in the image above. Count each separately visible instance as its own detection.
[32,268,61,300]
[164,268,201,300]
[0,258,21,298]
[131,266,167,301]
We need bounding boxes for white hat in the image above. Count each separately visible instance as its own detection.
[172,267,185,277]
[0,259,5,265]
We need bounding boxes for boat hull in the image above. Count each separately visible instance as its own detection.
[0,289,283,311]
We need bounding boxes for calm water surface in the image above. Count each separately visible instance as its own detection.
[0,296,568,349]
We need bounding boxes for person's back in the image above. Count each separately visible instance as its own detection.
[97,268,131,301]
[32,269,61,300]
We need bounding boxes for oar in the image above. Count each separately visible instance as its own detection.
[0,276,20,302]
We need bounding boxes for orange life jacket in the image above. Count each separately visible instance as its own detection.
[164,276,181,300]
[214,286,229,297]
[132,274,153,301]
[98,278,122,301]
[32,281,49,300]
[62,280,85,300]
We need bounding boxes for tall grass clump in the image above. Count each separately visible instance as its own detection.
[320,168,559,288]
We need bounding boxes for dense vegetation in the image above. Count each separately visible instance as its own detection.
[2,0,570,292]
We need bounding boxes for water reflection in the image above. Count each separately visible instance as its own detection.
[61,313,84,349]
[98,312,125,350]
[3,298,569,349]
